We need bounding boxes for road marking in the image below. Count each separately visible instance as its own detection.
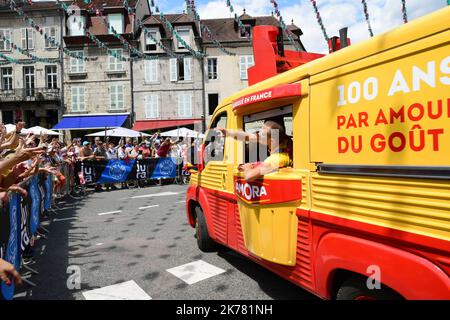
[96,243,104,246]
[166,260,226,285]
[124,191,180,199]
[82,280,152,300]
[98,210,122,216]
[53,217,78,222]
[138,205,159,210]
[177,201,185,203]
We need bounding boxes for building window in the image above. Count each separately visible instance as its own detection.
[144,95,159,119]
[145,31,157,51]
[108,14,124,34]
[21,28,35,50]
[45,65,58,89]
[108,49,123,72]
[178,93,192,118]
[208,93,219,115]
[71,86,86,112]
[144,59,158,83]
[207,58,217,80]
[1,67,13,91]
[24,66,35,97]
[240,25,252,38]
[68,15,85,36]
[0,29,12,51]
[176,29,190,49]
[70,50,85,73]
[170,57,191,82]
[44,27,58,48]
[110,84,124,110]
[239,55,254,80]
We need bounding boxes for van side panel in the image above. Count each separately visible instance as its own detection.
[310,30,450,166]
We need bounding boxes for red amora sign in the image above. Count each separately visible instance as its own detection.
[234,177,302,205]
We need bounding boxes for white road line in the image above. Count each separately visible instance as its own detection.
[166,260,226,285]
[138,205,159,210]
[98,210,122,216]
[82,280,152,300]
[53,217,78,222]
[124,191,180,199]
[177,201,185,203]
[96,243,104,246]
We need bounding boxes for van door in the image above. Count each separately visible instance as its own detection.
[200,109,232,246]
[231,81,311,267]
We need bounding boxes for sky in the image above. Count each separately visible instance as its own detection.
[155,0,448,53]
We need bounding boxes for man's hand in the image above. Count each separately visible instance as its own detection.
[24,133,36,146]
[14,139,45,162]
[0,258,22,287]
[8,185,28,197]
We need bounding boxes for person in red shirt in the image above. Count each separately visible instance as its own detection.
[156,138,176,158]
[138,142,151,158]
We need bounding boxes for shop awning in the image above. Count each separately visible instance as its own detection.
[52,114,129,130]
[132,119,202,131]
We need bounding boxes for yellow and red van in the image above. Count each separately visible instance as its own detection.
[186,7,450,300]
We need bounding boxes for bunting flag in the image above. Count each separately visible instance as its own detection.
[401,0,408,23]
[186,1,235,55]
[149,1,205,58]
[225,0,251,41]
[361,0,374,37]
[309,0,329,42]
[0,33,61,64]
[269,0,301,51]
[10,0,89,61]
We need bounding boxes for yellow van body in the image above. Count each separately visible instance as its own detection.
[186,7,450,299]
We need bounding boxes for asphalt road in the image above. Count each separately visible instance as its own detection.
[15,183,318,300]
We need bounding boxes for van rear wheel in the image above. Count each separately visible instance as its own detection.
[336,276,402,300]
[195,206,216,252]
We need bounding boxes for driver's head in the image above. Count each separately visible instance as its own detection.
[259,120,285,141]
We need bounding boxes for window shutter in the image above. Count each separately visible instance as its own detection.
[5,30,11,50]
[170,58,177,82]
[186,94,192,117]
[28,28,35,50]
[144,96,150,118]
[21,28,27,48]
[239,56,247,80]
[144,60,150,83]
[184,57,192,81]
[153,95,159,118]
[152,59,158,82]
[177,94,183,117]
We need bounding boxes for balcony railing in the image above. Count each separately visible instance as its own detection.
[0,87,61,102]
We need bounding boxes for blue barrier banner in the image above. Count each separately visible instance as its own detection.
[75,158,180,184]
[151,158,178,179]
[96,159,136,184]
[29,176,40,236]
[1,194,20,300]
[44,174,52,211]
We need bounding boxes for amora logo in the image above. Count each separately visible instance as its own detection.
[109,161,127,180]
[235,181,268,201]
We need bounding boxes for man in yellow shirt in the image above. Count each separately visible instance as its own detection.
[218,120,292,181]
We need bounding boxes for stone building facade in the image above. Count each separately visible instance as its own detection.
[0,1,64,128]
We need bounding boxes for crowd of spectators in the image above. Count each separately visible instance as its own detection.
[0,125,201,292]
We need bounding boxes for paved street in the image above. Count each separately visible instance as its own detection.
[14,184,317,300]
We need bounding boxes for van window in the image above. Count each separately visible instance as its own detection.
[204,111,227,164]
[243,106,293,164]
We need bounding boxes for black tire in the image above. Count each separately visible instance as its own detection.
[336,276,402,300]
[195,206,216,252]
